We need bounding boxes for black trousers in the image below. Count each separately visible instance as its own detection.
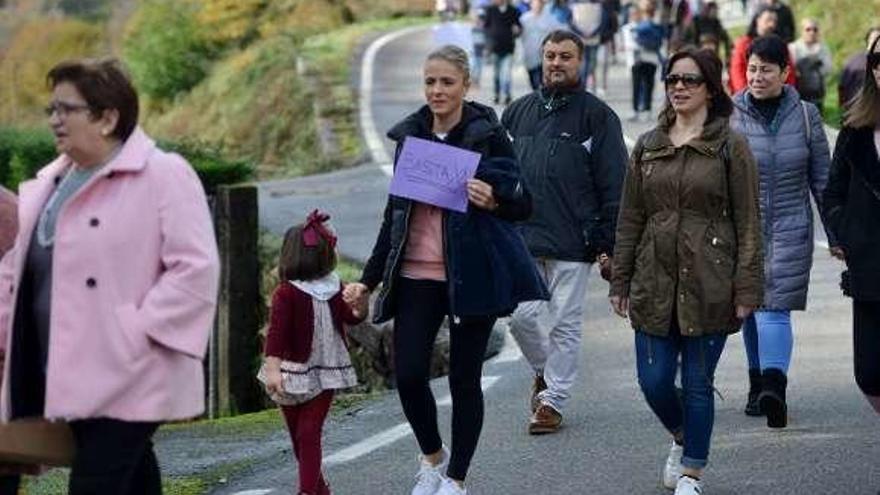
[68,419,162,495]
[631,61,657,112]
[393,277,495,481]
[854,300,880,396]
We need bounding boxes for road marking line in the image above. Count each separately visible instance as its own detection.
[491,333,523,364]
[360,26,425,173]
[322,375,501,467]
[230,490,273,495]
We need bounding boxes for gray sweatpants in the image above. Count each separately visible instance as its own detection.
[509,259,590,412]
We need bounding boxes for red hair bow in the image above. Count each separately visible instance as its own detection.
[302,209,337,248]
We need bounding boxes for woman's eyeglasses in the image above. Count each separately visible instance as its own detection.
[44,101,91,118]
[664,73,706,89]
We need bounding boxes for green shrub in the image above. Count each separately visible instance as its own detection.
[0,127,56,189]
[122,0,215,101]
[0,127,252,194]
[158,139,254,195]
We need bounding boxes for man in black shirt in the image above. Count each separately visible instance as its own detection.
[484,0,522,104]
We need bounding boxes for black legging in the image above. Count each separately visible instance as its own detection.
[393,277,495,481]
[854,300,880,397]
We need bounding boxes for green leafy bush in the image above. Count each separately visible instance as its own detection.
[122,0,215,101]
[0,127,56,189]
[0,127,252,194]
[157,139,254,195]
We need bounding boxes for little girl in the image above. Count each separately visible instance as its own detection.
[258,210,364,495]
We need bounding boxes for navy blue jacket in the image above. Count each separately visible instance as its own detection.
[361,102,549,323]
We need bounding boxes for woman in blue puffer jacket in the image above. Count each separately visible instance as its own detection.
[730,35,833,428]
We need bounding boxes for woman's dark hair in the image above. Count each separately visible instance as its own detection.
[844,35,880,128]
[662,48,733,122]
[47,58,139,142]
[278,224,337,282]
[542,29,585,56]
[747,34,789,69]
[746,5,776,38]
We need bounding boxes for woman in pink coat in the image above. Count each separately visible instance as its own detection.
[0,59,220,494]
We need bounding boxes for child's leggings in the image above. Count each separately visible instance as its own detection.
[281,390,334,495]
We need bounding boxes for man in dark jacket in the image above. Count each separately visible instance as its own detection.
[485,0,522,104]
[839,27,880,110]
[501,29,627,434]
[683,1,732,60]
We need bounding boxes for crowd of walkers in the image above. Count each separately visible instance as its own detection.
[0,1,879,495]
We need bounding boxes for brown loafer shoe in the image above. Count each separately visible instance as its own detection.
[528,403,562,435]
[530,375,547,413]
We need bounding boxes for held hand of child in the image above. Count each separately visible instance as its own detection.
[343,282,369,310]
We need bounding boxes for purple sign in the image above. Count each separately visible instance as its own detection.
[388,136,481,213]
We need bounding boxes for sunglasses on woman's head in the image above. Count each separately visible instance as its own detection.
[664,73,706,89]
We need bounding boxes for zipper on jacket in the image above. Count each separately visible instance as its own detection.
[442,212,459,324]
[376,202,413,315]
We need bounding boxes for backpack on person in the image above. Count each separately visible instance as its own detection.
[633,20,664,52]
[795,55,826,102]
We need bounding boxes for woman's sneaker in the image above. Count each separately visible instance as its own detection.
[435,477,467,495]
[663,441,684,489]
[411,446,449,495]
[674,476,703,495]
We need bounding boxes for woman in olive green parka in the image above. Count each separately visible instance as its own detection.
[609,48,763,495]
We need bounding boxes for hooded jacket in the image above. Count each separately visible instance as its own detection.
[611,115,764,336]
[360,102,549,323]
[501,86,628,262]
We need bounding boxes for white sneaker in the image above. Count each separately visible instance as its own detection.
[674,476,703,495]
[436,477,467,495]
[663,441,683,489]
[411,446,450,495]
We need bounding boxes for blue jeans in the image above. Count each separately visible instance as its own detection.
[635,330,727,470]
[742,310,793,373]
[493,52,513,98]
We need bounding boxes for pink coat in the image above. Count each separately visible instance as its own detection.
[0,128,220,422]
[0,187,15,257]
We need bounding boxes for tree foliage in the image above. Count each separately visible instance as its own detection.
[0,18,105,125]
[122,0,215,101]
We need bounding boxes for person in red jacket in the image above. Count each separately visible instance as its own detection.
[259,210,365,495]
[729,5,796,93]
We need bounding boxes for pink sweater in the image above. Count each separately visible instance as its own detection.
[400,202,446,281]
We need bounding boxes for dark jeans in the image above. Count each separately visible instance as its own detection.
[394,277,495,481]
[854,300,880,396]
[631,61,657,112]
[68,419,162,495]
[635,330,727,469]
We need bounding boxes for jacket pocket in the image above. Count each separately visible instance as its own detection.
[113,304,152,361]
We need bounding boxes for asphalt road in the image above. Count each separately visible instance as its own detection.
[242,16,879,495]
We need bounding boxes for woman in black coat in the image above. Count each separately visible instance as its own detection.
[344,45,547,495]
[822,35,880,417]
